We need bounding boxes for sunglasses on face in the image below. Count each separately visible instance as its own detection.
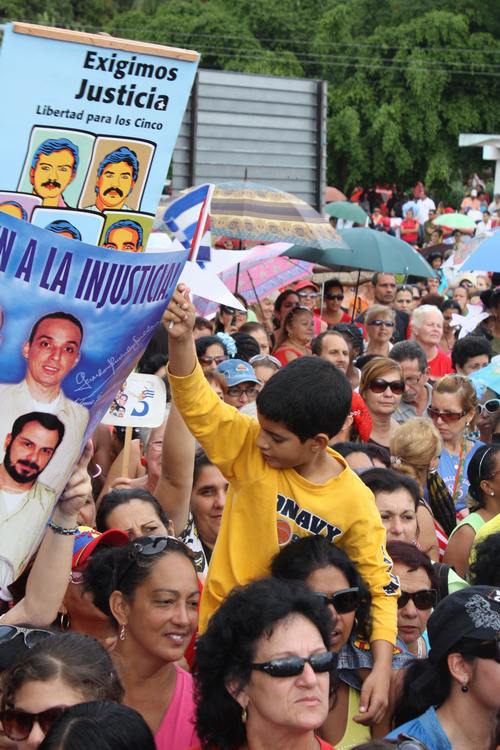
[298,291,318,300]
[368,378,405,395]
[227,385,258,398]
[313,587,360,614]
[199,355,227,366]
[0,706,66,741]
[478,399,500,416]
[397,589,437,610]
[251,650,335,678]
[326,293,344,301]
[221,306,237,315]
[368,319,395,328]
[428,407,467,424]
[0,625,53,649]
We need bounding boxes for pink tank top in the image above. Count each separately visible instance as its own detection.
[155,665,199,750]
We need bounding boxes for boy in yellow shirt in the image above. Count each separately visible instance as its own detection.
[164,284,399,726]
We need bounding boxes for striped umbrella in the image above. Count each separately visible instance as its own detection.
[210,181,348,250]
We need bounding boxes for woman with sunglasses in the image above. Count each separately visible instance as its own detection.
[0,632,123,750]
[430,375,482,514]
[84,536,200,750]
[360,358,405,450]
[386,542,437,660]
[365,307,396,358]
[214,295,249,334]
[193,577,337,750]
[194,336,228,373]
[476,389,500,443]
[388,586,500,750]
[443,444,500,578]
[320,279,351,328]
[272,306,314,366]
[270,536,372,749]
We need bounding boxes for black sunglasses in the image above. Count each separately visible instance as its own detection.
[313,587,360,614]
[368,319,395,328]
[391,734,432,750]
[325,293,344,301]
[116,536,194,587]
[368,378,405,395]
[398,589,437,610]
[0,706,66,741]
[251,650,335,678]
[0,625,53,649]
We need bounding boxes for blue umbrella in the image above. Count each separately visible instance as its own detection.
[460,231,500,272]
[469,359,500,397]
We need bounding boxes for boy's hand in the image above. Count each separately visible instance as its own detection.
[162,284,196,339]
[354,666,389,725]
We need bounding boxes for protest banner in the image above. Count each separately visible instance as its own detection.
[0,213,186,586]
[0,23,199,250]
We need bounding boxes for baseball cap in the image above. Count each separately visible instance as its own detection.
[294,280,318,293]
[72,526,129,571]
[427,586,500,663]
[216,358,260,387]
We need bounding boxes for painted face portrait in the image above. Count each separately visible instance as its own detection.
[30,149,76,203]
[95,161,135,210]
[103,226,142,252]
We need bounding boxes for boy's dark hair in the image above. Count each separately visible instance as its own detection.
[256,356,351,441]
[360,468,420,510]
[451,336,492,370]
[469,532,500,586]
[324,278,343,295]
[439,299,461,315]
[491,272,500,289]
[270,536,372,640]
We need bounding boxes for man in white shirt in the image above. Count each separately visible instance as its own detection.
[0,312,89,494]
[0,411,64,586]
[416,189,436,224]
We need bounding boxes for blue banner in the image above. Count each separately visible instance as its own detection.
[0,213,187,585]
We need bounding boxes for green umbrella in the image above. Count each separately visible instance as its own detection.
[433,213,476,231]
[281,228,436,278]
[325,201,368,224]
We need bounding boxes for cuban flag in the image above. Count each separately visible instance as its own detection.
[163,183,214,263]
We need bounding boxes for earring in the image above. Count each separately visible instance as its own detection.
[491,492,495,496]
[461,683,469,693]
[241,706,247,724]
[119,624,127,641]
[59,612,70,631]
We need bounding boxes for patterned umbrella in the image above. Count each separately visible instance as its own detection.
[210,181,347,250]
[192,242,313,317]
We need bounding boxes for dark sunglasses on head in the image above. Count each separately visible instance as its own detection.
[0,706,66,741]
[368,319,395,328]
[326,293,344,301]
[391,734,432,750]
[199,354,227,366]
[0,625,53,649]
[398,589,437,610]
[368,378,405,395]
[428,407,466,424]
[117,536,194,587]
[251,650,335,678]
[313,587,360,614]
[478,399,500,416]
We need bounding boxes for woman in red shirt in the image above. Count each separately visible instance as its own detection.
[400,208,420,246]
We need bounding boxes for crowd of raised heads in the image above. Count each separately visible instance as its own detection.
[2,180,500,750]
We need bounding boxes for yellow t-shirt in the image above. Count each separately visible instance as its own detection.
[469,512,500,566]
[169,363,398,641]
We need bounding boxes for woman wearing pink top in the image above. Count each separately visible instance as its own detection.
[84,536,200,750]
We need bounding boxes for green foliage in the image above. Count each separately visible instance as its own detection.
[1,0,499,193]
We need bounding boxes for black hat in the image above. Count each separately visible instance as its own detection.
[428,586,500,663]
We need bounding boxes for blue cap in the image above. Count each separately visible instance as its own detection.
[217,358,260,387]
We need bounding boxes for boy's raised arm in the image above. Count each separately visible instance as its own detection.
[162,284,198,376]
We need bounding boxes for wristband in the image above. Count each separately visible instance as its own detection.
[47,520,79,536]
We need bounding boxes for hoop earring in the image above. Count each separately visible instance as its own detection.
[119,624,127,641]
[59,612,70,631]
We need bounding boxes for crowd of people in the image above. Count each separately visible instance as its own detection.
[1,182,500,750]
